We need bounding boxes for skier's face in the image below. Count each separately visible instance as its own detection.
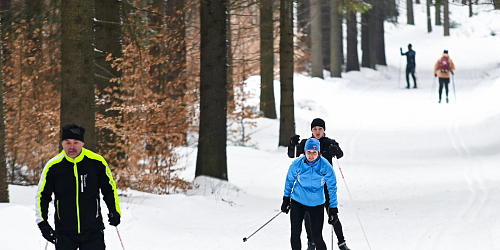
[62,139,84,159]
[305,150,319,162]
[311,126,324,139]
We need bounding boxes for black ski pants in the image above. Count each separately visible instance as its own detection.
[304,205,345,244]
[438,77,450,99]
[406,65,417,87]
[56,230,105,250]
[304,186,345,244]
[290,199,326,250]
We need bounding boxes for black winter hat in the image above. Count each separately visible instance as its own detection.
[443,50,448,54]
[61,123,85,142]
[311,118,325,131]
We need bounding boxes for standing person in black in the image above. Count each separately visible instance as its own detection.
[35,124,121,250]
[288,118,350,250]
[400,44,417,89]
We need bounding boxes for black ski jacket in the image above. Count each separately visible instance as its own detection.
[288,136,343,164]
[36,148,121,233]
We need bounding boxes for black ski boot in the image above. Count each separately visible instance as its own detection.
[307,240,316,250]
[446,97,449,103]
[338,241,351,250]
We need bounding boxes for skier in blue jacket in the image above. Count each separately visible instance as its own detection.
[281,138,339,250]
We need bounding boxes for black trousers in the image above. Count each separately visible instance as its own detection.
[290,199,326,250]
[406,66,417,87]
[304,206,345,244]
[438,77,450,99]
[56,230,105,250]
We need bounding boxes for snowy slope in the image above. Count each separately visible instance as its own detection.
[1,2,500,250]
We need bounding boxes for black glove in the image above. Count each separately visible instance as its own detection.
[38,221,56,244]
[108,211,121,226]
[290,135,300,145]
[328,140,343,159]
[281,196,291,214]
[296,143,305,156]
[451,71,454,75]
[327,207,339,225]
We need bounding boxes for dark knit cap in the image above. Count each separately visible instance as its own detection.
[61,123,85,142]
[311,118,326,131]
[443,50,448,54]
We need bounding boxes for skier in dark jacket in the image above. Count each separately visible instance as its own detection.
[401,44,417,89]
[36,124,121,250]
[282,138,339,250]
[287,118,350,250]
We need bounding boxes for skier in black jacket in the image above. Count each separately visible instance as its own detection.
[400,43,417,89]
[288,118,350,250]
[35,124,121,250]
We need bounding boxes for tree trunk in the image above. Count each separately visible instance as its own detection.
[407,0,414,25]
[166,0,187,89]
[310,0,323,78]
[149,0,166,93]
[374,2,386,66]
[296,0,310,74]
[468,0,473,17]
[61,0,96,151]
[427,0,432,32]
[278,0,295,146]
[0,0,8,202]
[196,0,228,180]
[227,3,234,108]
[361,11,376,69]
[260,0,277,119]
[321,0,331,71]
[444,0,450,36]
[330,0,342,77]
[345,12,359,72]
[94,0,123,156]
[435,1,442,25]
[495,0,500,9]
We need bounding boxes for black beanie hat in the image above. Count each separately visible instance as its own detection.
[443,50,448,54]
[61,123,85,142]
[311,118,325,131]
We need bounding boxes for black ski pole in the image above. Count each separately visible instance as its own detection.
[243,211,282,242]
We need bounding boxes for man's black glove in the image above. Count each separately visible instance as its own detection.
[296,143,305,156]
[108,211,121,226]
[327,207,339,225]
[281,196,291,214]
[328,140,343,159]
[290,135,300,145]
[38,221,56,244]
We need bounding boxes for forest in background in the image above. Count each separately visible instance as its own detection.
[0,0,497,202]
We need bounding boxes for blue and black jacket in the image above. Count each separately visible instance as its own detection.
[35,148,121,233]
[283,155,338,208]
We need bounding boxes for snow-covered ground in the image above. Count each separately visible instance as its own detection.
[1,2,500,250]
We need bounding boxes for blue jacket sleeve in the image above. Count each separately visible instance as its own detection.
[283,158,300,197]
[323,159,338,208]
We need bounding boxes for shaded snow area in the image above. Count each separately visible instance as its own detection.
[1,3,500,250]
